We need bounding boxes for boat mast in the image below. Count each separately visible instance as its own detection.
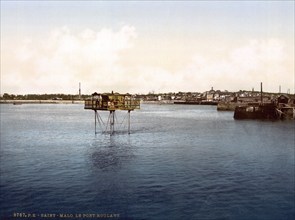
[260,82,263,104]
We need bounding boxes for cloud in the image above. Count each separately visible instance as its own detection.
[1,25,293,95]
[1,25,137,94]
[126,38,292,93]
[174,38,292,92]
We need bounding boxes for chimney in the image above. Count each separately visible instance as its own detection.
[260,82,263,104]
[79,82,81,100]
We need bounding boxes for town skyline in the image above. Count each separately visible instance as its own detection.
[1,1,294,94]
[1,83,293,98]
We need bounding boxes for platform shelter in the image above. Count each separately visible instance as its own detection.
[85,92,140,134]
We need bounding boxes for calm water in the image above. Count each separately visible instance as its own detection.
[0,104,294,220]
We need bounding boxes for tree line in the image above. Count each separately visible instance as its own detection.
[1,93,90,100]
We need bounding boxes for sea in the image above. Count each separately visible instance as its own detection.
[0,103,294,220]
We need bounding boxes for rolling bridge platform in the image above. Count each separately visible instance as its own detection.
[84,92,140,134]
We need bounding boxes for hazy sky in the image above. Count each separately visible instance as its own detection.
[1,0,294,94]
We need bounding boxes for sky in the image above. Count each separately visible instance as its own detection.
[1,0,294,94]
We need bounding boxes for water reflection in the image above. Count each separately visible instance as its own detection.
[89,135,135,171]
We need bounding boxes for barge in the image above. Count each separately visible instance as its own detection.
[234,103,294,120]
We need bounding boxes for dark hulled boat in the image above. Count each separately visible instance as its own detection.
[234,103,294,120]
[234,103,279,120]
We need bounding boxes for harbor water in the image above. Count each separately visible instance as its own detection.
[0,104,294,219]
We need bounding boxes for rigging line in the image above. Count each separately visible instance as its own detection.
[104,113,111,133]
[97,113,105,126]
[123,111,130,130]
[114,111,119,124]
[96,112,104,131]
[118,112,128,130]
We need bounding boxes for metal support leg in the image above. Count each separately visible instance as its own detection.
[94,110,97,134]
[128,110,131,134]
[110,110,115,135]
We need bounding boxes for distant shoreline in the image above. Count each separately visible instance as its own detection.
[1,100,175,105]
[0,100,84,104]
